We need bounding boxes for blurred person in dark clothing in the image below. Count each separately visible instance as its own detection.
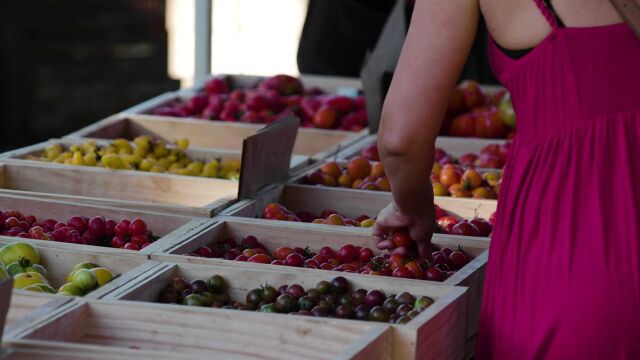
[297,0,497,84]
[297,0,395,77]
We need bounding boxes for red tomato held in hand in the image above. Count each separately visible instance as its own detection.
[391,229,412,248]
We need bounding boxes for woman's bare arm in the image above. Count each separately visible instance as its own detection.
[373,0,480,257]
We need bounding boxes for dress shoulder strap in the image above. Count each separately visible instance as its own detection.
[533,0,564,29]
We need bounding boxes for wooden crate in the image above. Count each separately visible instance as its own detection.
[5,299,392,360]
[0,238,159,300]
[0,137,254,175]
[152,217,486,349]
[121,73,369,160]
[4,292,71,339]
[0,161,237,217]
[338,134,509,161]
[0,192,209,255]
[224,184,497,225]
[104,261,469,359]
[66,114,365,162]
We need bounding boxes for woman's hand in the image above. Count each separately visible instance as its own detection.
[372,201,435,259]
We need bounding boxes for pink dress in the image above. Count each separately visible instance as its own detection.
[477,1,640,358]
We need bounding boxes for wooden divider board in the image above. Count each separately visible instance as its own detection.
[1,341,215,360]
[337,134,509,160]
[66,114,365,162]
[150,216,487,350]
[0,160,237,218]
[0,192,209,255]
[6,299,392,360]
[224,183,497,223]
[0,238,159,299]
[4,293,71,339]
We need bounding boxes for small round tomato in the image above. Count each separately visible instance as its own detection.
[339,263,358,272]
[391,229,412,248]
[424,267,445,282]
[319,262,334,270]
[252,248,268,255]
[274,247,293,261]
[284,253,305,267]
[304,259,319,268]
[392,265,414,279]
[405,261,424,279]
[328,258,341,267]
[437,216,459,229]
[358,247,374,262]
[312,254,328,264]
[242,248,256,257]
[247,254,271,264]
[449,250,470,270]
[318,246,335,259]
[336,244,358,264]
[234,255,249,262]
[388,254,405,271]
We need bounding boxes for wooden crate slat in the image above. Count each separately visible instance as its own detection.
[0,162,237,217]
[8,299,392,360]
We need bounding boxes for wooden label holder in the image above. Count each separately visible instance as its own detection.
[238,116,300,200]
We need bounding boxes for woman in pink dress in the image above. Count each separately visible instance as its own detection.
[372,0,640,358]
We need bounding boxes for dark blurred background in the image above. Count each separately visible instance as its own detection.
[0,0,179,151]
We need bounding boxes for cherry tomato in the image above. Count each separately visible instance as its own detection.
[391,229,412,248]
[388,254,405,271]
[358,248,374,262]
[392,265,414,279]
[274,247,293,261]
[405,261,424,279]
[336,244,358,264]
[424,267,445,282]
[247,254,271,264]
